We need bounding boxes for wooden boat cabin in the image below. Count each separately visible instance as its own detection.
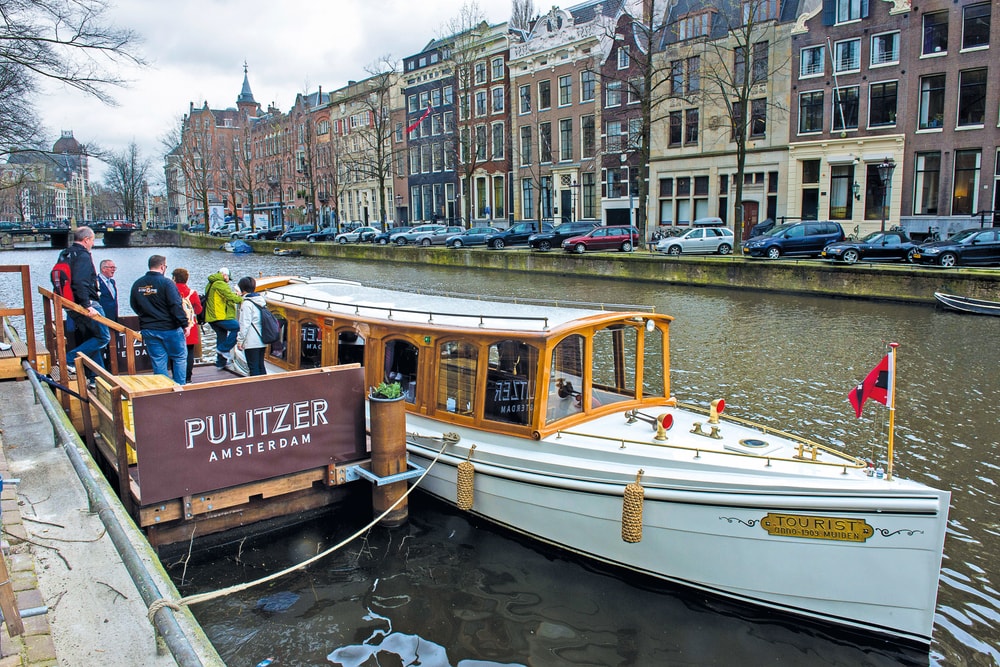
[257,277,675,439]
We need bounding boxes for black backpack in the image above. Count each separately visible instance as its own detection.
[250,300,281,344]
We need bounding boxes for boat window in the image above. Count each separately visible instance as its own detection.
[269,314,288,360]
[642,323,667,398]
[300,321,323,368]
[547,334,585,423]
[484,340,537,426]
[590,324,636,406]
[338,330,365,366]
[384,339,419,403]
[437,341,477,416]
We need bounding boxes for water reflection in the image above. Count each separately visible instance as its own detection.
[2,245,999,664]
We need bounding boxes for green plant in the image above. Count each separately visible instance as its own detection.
[371,381,402,399]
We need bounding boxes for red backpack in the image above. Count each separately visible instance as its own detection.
[51,250,73,300]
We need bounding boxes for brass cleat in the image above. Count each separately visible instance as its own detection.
[709,425,722,439]
[690,421,705,436]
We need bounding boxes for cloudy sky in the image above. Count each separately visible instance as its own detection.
[38,0,516,183]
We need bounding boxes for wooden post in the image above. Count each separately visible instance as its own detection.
[369,395,408,527]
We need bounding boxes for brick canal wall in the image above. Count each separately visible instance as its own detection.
[176,232,1000,304]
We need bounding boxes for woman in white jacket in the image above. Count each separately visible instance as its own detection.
[235,276,267,376]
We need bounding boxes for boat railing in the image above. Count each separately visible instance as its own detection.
[392,287,658,314]
[268,291,555,330]
[559,402,867,471]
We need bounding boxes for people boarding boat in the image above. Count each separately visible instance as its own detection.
[256,276,949,645]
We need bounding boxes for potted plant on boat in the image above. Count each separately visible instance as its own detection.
[368,380,407,526]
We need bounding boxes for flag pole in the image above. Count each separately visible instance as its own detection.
[886,342,899,481]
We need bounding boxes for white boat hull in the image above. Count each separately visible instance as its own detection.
[404,415,948,645]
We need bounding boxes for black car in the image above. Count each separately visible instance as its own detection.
[912,228,1000,267]
[486,221,555,249]
[245,226,283,240]
[306,225,339,242]
[821,230,919,264]
[278,224,315,242]
[528,221,598,251]
[373,226,411,245]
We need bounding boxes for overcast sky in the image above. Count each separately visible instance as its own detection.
[38,0,516,184]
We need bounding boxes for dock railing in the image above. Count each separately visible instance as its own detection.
[0,266,43,380]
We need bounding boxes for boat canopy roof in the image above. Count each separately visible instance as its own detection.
[263,277,668,333]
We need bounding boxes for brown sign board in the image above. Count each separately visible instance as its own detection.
[116,315,152,372]
[132,366,367,505]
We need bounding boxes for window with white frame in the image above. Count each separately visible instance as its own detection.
[678,12,710,40]
[558,75,572,106]
[538,80,551,110]
[475,91,487,116]
[606,120,623,152]
[871,32,899,65]
[958,68,987,126]
[834,39,861,73]
[913,152,940,215]
[670,60,683,95]
[519,85,531,114]
[832,86,859,130]
[868,81,897,127]
[581,114,595,158]
[581,70,596,101]
[491,87,504,113]
[559,118,573,161]
[492,122,504,159]
[800,45,824,77]
[687,56,700,92]
[952,149,980,215]
[836,0,864,23]
[918,74,946,129]
[923,11,948,55]
[475,62,487,84]
[606,80,622,106]
[799,91,824,133]
[408,95,418,112]
[492,57,504,80]
[963,3,991,49]
[520,126,531,165]
[443,86,454,105]
[618,45,630,69]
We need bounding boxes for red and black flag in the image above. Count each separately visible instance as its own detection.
[405,104,432,134]
[848,354,893,418]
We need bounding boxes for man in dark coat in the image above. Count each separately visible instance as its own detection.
[62,226,110,377]
[96,259,119,322]
[130,254,188,385]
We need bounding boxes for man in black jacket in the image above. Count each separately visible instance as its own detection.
[129,254,188,385]
[62,226,110,377]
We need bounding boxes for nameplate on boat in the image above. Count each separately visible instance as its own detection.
[760,513,874,542]
[132,366,367,505]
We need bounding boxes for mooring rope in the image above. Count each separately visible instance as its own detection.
[145,438,451,619]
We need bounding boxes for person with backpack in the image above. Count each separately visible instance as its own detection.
[172,267,202,384]
[59,226,110,379]
[235,276,269,376]
[130,255,188,385]
[204,267,242,369]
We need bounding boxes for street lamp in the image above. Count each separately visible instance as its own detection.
[877,157,896,232]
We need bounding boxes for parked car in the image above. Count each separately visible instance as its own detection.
[486,221,554,249]
[742,221,845,258]
[748,218,776,238]
[334,226,381,243]
[244,226,283,240]
[655,226,735,255]
[278,224,315,242]
[185,224,206,233]
[562,225,640,253]
[911,228,1000,267]
[528,221,598,251]
[391,224,449,245]
[409,225,464,246]
[821,230,919,264]
[445,226,499,248]
[209,223,239,237]
[373,226,411,245]
[306,225,340,242]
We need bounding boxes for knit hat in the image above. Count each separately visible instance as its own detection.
[219,267,230,277]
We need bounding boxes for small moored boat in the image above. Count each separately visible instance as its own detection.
[934,292,1000,316]
[252,276,949,645]
[273,247,301,257]
[222,240,253,254]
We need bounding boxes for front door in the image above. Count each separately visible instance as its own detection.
[742,201,759,235]
[561,190,572,222]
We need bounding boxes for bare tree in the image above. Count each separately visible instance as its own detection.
[104,141,150,223]
[509,0,537,33]
[661,0,791,248]
[342,57,400,226]
[441,2,488,225]
[0,0,145,154]
[236,123,258,231]
[161,119,215,228]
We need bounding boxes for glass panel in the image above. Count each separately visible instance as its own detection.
[547,335,585,424]
[300,321,322,369]
[642,323,666,399]
[384,339,419,404]
[437,341,477,416]
[337,330,365,366]
[590,325,636,406]
[485,340,538,426]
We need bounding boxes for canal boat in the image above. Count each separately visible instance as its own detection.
[253,276,949,646]
[273,247,302,257]
[934,292,1000,317]
[221,240,252,253]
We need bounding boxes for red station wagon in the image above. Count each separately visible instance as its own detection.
[562,225,640,253]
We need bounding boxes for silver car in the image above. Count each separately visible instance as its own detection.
[656,226,735,255]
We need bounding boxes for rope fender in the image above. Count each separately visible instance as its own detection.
[621,469,645,543]
[456,444,477,511]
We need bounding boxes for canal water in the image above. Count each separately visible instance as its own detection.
[1,244,998,665]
